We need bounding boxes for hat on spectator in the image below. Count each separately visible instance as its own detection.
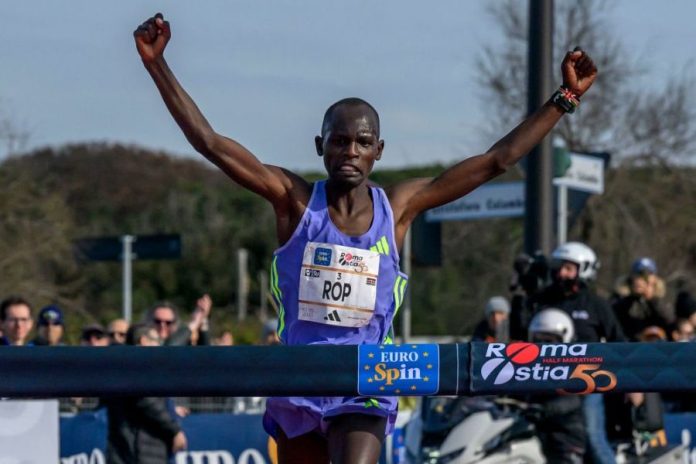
[262,318,279,339]
[38,305,64,326]
[81,323,106,340]
[485,296,510,316]
[631,257,657,275]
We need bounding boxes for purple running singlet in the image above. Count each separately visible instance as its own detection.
[264,180,409,439]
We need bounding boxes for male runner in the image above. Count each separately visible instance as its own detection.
[134,12,597,463]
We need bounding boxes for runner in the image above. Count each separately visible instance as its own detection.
[134,12,597,463]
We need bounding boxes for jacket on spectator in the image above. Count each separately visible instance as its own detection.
[471,318,509,343]
[511,283,626,343]
[103,397,181,464]
[611,275,673,341]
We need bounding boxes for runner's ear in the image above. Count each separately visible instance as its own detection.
[315,136,324,157]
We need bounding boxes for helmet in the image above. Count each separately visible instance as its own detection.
[529,308,575,343]
[551,242,599,280]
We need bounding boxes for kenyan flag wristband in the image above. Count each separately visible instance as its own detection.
[552,86,580,114]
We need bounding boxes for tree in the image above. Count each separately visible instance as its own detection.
[0,100,30,158]
[472,0,696,302]
[475,0,696,163]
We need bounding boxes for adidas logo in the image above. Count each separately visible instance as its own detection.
[324,310,342,322]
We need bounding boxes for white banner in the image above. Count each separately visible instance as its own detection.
[425,182,524,222]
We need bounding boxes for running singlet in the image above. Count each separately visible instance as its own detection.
[269,180,408,346]
[264,180,408,438]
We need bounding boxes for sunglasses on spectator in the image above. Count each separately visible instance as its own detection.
[154,318,175,326]
[109,331,126,338]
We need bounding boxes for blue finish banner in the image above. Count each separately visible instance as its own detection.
[358,344,440,395]
[471,342,696,394]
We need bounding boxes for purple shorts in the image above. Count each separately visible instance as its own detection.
[263,396,399,439]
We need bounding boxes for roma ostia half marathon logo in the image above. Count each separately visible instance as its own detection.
[480,342,617,394]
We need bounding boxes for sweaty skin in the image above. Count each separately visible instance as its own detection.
[133,12,597,464]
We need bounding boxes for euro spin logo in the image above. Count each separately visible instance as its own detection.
[480,342,618,394]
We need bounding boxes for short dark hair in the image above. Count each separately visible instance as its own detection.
[321,97,380,138]
[126,323,158,346]
[144,301,179,324]
[1,296,33,321]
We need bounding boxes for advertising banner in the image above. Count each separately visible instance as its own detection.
[60,412,272,464]
[471,342,696,394]
[0,400,59,463]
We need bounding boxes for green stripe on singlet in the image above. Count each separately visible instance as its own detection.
[364,398,382,409]
[379,236,390,255]
[270,257,286,337]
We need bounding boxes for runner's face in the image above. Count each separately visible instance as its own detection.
[316,105,383,186]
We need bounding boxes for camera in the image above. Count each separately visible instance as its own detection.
[511,252,550,296]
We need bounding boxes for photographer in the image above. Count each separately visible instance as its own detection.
[510,242,625,464]
[611,258,673,341]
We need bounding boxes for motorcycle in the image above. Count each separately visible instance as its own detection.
[403,396,545,464]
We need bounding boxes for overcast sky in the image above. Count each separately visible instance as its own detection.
[2,0,695,170]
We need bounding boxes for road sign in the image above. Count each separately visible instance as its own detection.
[75,234,181,261]
[425,182,525,222]
[553,152,606,194]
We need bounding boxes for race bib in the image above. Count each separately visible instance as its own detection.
[298,242,380,327]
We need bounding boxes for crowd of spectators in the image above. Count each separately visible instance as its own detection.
[0,292,280,462]
[470,246,696,463]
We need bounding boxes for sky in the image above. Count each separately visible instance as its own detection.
[2,0,696,171]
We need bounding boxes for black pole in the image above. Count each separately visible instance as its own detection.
[524,0,555,255]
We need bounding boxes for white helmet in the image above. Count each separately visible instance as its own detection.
[551,242,599,280]
[529,308,575,343]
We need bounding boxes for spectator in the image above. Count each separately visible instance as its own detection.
[471,296,510,342]
[103,323,187,464]
[213,331,235,346]
[145,294,211,346]
[81,323,110,347]
[33,305,66,346]
[669,318,694,342]
[108,318,130,345]
[260,318,280,345]
[675,291,696,328]
[611,257,673,341]
[0,296,34,346]
[638,325,667,343]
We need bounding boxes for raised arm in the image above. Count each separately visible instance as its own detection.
[133,14,310,222]
[388,49,597,246]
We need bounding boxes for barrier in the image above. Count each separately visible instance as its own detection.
[2,342,696,397]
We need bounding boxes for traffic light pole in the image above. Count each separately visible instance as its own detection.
[524,0,555,255]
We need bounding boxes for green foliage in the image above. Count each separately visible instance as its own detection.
[2,143,695,342]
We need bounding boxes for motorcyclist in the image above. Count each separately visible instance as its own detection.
[510,242,626,464]
[525,308,586,464]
